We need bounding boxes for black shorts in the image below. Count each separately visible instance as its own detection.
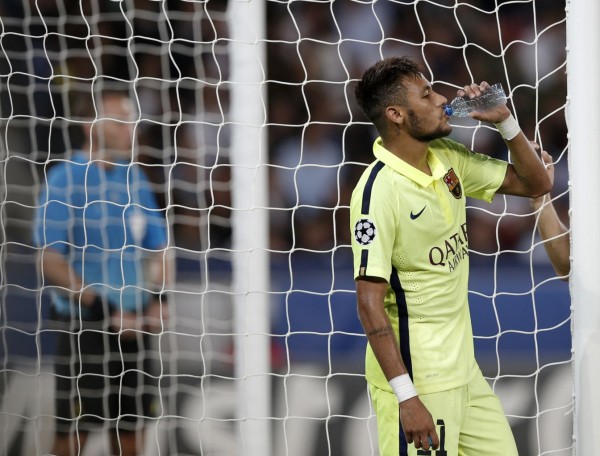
[52,312,156,434]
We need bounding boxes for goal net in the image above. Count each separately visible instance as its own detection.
[0,1,572,455]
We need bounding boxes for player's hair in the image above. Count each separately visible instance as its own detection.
[354,56,422,134]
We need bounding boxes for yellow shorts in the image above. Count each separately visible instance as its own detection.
[369,369,518,456]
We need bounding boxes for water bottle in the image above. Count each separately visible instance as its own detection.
[443,83,507,117]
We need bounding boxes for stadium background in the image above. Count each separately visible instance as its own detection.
[0,1,570,455]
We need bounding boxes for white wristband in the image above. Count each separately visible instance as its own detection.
[494,113,521,141]
[389,374,418,403]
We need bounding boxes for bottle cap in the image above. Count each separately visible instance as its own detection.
[443,105,453,116]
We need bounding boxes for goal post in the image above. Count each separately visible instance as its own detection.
[228,2,272,456]
[566,0,600,452]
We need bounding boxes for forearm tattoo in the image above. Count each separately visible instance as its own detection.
[367,325,394,338]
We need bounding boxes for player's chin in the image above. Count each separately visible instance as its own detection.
[433,123,452,139]
[414,125,451,142]
[110,149,135,161]
[440,121,452,136]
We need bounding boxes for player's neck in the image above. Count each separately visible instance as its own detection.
[82,143,115,169]
[382,136,431,176]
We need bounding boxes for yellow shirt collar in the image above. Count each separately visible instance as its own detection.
[373,137,446,187]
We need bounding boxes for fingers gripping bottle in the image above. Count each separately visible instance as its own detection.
[443,83,507,117]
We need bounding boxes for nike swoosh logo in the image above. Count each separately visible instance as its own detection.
[410,206,426,220]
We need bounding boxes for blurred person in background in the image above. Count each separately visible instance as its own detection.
[33,89,170,456]
[350,56,551,455]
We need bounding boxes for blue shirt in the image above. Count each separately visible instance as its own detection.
[33,153,168,316]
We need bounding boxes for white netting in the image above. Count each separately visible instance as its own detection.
[0,1,570,455]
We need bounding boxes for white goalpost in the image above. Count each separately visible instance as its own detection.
[228,2,271,455]
[0,1,584,455]
[566,0,600,453]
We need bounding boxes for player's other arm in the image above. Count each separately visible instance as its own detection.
[530,150,570,279]
[531,197,570,278]
[461,83,552,198]
[41,248,99,309]
[143,249,172,332]
[111,249,171,339]
[497,131,553,198]
[356,277,438,451]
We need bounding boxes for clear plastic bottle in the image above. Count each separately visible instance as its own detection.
[443,83,507,117]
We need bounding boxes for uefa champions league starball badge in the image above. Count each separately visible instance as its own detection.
[354,218,376,245]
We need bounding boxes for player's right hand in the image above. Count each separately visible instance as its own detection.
[143,296,170,334]
[458,81,511,124]
[110,309,141,340]
[83,294,112,322]
[399,396,439,451]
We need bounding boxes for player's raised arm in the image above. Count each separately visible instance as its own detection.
[461,82,552,198]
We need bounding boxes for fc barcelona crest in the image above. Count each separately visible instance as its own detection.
[443,168,462,199]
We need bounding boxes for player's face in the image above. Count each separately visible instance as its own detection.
[402,75,452,142]
[92,95,136,161]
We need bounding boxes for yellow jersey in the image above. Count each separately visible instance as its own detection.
[350,137,507,394]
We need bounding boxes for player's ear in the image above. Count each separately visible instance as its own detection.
[385,105,405,126]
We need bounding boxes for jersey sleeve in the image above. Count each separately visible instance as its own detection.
[447,140,508,202]
[350,163,397,281]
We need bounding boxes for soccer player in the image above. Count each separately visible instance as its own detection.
[33,89,170,456]
[530,149,570,279]
[350,56,551,455]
